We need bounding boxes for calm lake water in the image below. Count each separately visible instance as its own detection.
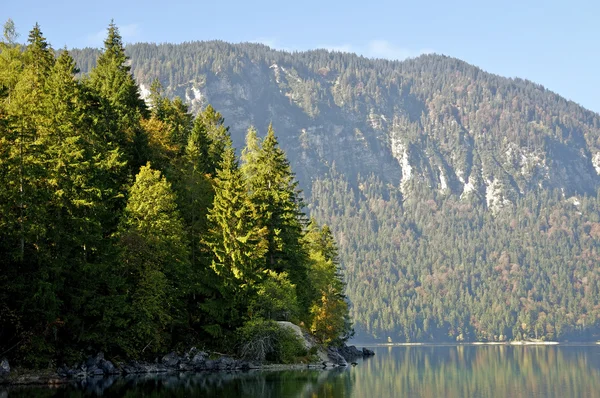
[5,345,600,397]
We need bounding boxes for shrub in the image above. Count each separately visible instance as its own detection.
[237,318,307,363]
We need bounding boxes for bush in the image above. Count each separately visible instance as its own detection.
[236,318,307,363]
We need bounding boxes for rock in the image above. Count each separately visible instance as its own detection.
[362,347,375,356]
[338,345,363,361]
[185,347,201,361]
[57,365,69,378]
[0,359,10,376]
[99,359,118,375]
[276,321,316,351]
[86,364,100,375]
[85,352,104,370]
[178,362,194,372]
[327,347,348,367]
[204,359,217,371]
[217,356,236,370]
[91,367,105,377]
[191,351,207,365]
[239,361,251,371]
[161,352,180,368]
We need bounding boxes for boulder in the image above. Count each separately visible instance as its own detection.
[203,359,217,371]
[362,347,375,356]
[191,351,207,365]
[85,352,104,369]
[327,347,348,366]
[338,345,363,360]
[218,356,236,369]
[0,358,9,377]
[99,359,119,375]
[161,352,180,368]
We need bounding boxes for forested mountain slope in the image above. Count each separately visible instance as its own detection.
[73,42,600,342]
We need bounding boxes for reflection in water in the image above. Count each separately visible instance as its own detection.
[357,345,600,398]
[5,346,600,397]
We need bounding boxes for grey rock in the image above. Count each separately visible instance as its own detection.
[92,367,105,376]
[85,352,104,369]
[0,358,10,376]
[338,345,363,360]
[204,359,217,371]
[362,347,375,356]
[327,347,348,367]
[218,356,236,370]
[191,352,207,365]
[74,370,87,378]
[99,359,118,375]
[239,361,251,371]
[161,351,180,368]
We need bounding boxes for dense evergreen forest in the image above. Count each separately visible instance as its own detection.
[69,32,600,343]
[0,21,352,368]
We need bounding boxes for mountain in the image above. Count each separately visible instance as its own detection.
[73,42,600,342]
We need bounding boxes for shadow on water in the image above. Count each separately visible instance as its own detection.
[5,346,600,397]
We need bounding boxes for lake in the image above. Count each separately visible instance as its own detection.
[4,345,600,397]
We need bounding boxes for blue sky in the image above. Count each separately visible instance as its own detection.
[4,0,600,113]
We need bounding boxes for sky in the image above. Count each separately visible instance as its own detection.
[3,0,600,113]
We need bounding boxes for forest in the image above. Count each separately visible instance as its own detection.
[0,21,351,368]
[67,31,600,344]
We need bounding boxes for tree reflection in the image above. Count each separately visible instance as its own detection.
[5,346,600,397]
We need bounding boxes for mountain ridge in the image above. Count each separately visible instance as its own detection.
[72,41,600,342]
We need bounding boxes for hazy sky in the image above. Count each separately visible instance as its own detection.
[4,0,599,113]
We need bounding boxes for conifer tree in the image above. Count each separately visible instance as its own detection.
[204,146,268,330]
[197,104,231,176]
[88,21,148,172]
[241,124,310,315]
[147,79,192,150]
[173,122,214,268]
[303,219,352,343]
[115,163,190,357]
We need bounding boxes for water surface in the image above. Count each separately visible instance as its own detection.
[5,345,600,397]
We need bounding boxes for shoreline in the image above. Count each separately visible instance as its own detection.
[0,362,347,388]
[364,341,600,347]
[0,344,375,387]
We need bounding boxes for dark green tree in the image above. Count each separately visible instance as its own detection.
[241,124,311,317]
[115,163,190,357]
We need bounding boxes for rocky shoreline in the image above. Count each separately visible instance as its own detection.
[0,345,374,386]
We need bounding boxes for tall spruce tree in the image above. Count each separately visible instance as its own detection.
[88,21,148,173]
[241,124,311,316]
[204,146,268,331]
[114,163,190,357]
[197,105,231,176]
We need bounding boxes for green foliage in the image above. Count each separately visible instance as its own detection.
[87,21,148,173]
[0,21,350,367]
[236,318,307,363]
[114,163,190,357]
[249,271,299,321]
[241,125,311,316]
